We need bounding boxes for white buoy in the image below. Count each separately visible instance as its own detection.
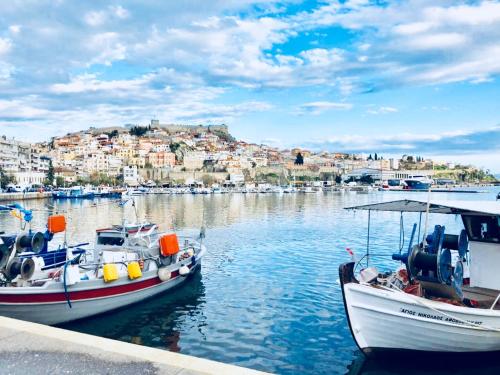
[179,265,190,276]
[158,268,171,281]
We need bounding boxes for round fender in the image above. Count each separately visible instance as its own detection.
[158,268,171,281]
[179,265,190,277]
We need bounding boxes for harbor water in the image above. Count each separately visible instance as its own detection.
[0,188,498,374]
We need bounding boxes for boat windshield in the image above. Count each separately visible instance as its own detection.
[97,235,125,246]
[462,214,500,244]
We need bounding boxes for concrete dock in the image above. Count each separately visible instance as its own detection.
[0,192,51,202]
[0,316,270,375]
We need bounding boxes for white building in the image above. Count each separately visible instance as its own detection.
[0,136,20,173]
[123,165,139,186]
[389,158,399,170]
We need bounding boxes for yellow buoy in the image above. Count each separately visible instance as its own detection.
[103,264,119,282]
[127,261,142,280]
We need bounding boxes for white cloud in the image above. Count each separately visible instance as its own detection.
[297,101,353,115]
[0,38,12,55]
[8,25,21,34]
[406,33,467,50]
[84,11,106,27]
[87,32,126,66]
[110,5,129,19]
[0,0,498,141]
[367,106,398,115]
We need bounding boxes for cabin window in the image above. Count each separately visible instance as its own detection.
[97,235,124,246]
[462,215,500,243]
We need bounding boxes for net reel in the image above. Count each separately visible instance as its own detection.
[15,231,46,254]
[393,225,467,300]
[0,235,16,269]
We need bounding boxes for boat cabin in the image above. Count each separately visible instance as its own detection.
[346,199,500,308]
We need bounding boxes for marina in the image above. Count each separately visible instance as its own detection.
[0,187,497,374]
[1,1,499,374]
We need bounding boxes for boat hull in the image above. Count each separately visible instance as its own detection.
[339,262,500,355]
[0,260,202,325]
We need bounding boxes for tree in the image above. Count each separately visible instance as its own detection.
[0,167,15,188]
[374,153,378,160]
[129,126,148,137]
[201,174,215,187]
[105,130,119,139]
[367,154,373,161]
[55,176,65,187]
[45,160,55,186]
[294,152,304,165]
[169,142,181,153]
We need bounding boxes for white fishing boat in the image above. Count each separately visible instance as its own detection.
[340,199,500,356]
[0,206,206,325]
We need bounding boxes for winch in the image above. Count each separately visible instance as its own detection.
[392,224,468,299]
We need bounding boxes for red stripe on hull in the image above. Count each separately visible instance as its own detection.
[0,276,164,303]
[0,261,196,304]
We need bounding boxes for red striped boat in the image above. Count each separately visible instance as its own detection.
[0,221,206,325]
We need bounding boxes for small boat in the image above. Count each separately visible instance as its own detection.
[403,176,434,190]
[0,206,206,325]
[89,186,123,198]
[0,204,89,272]
[340,198,500,356]
[53,186,94,199]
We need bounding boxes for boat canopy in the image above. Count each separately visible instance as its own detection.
[345,199,500,216]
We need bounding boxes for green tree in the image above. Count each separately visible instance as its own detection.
[129,126,148,137]
[0,167,15,189]
[105,130,119,139]
[169,142,181,153]
[45,160,55,185]
[55,176,65,187]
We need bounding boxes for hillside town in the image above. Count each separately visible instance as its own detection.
[0,120,496,189]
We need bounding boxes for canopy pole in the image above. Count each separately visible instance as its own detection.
[366,209,371,267]
[422,186,432,244]
[417,212,422,244]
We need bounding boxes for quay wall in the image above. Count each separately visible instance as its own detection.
[0,192,51,202]
[0,316,270,374]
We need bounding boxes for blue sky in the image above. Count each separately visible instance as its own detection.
[0,1,499,171]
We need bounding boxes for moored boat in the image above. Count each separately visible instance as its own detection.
[403,176,433,190]
[0,205,206,325]
[53,186,94,199]
[340,198,500,356]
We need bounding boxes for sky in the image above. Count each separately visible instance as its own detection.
[0,0,499,171]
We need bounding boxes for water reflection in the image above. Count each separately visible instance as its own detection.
[347,352,500,375]
[0,188,498,374]
[62,271,206,354]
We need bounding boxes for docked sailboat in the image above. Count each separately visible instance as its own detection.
[0,204,206,325]
[340,199,500,355]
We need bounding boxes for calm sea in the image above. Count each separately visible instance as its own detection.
[1,187,499,374]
